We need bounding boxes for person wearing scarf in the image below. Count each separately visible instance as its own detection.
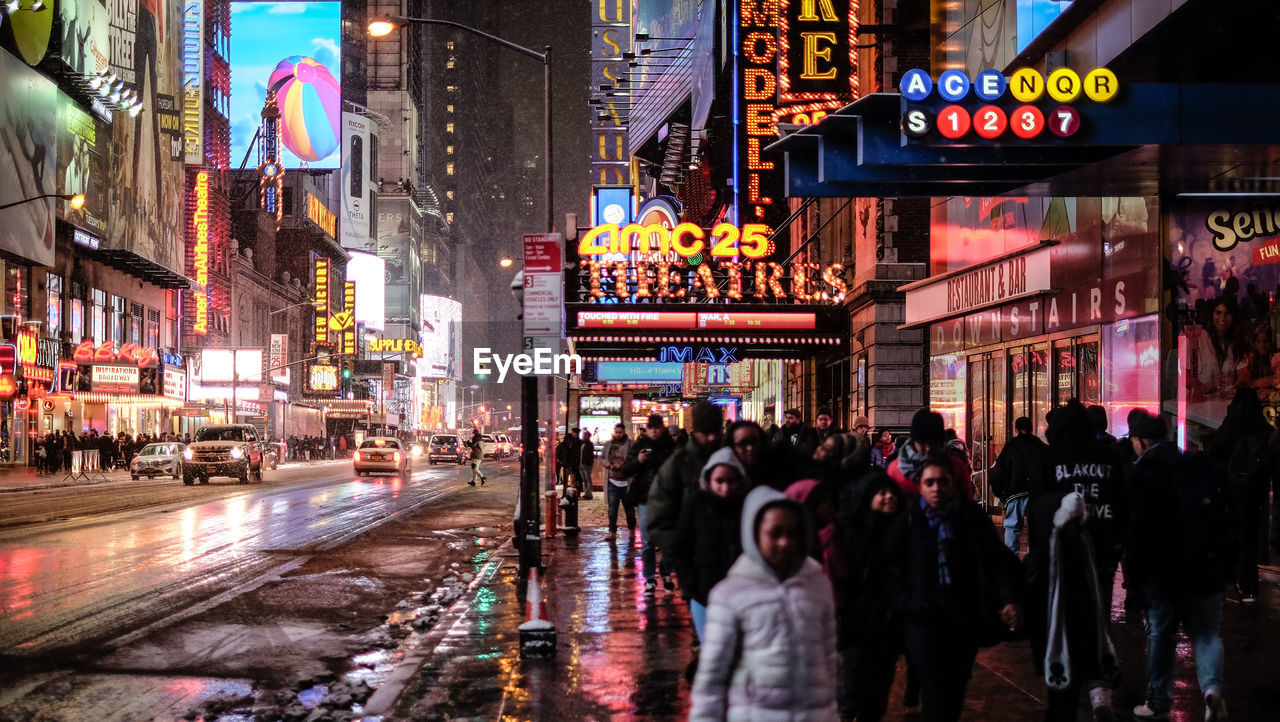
[887,457,1025,722]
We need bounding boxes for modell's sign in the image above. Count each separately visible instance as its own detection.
[92,365,141,393]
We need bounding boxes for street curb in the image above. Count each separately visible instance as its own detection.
[0,459,350,494]
[362,538,514,717]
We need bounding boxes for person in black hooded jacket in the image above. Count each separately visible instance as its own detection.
[834,469,905,722]
[620,414,678,592]
[1210,387,1273,603]
[1027,400,1128,720]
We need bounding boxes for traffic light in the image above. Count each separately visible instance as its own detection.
[479,405,487,414]
[342,360,353,379]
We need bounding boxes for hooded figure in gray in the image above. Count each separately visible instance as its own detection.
[691,486,839,721]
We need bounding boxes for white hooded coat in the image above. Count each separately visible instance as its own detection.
[690,486,839,721]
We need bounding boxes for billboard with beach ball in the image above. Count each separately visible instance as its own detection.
[229,2,341,170]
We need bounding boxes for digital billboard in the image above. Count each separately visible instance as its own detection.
[229,2,342,170]
[0,52,58,266]
[420,295,462,379]
[346,251,386,331]
[341,112,377,252]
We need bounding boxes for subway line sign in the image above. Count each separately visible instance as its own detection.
[899,67,1118,142]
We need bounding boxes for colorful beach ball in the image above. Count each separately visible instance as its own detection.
[268,56,341,163]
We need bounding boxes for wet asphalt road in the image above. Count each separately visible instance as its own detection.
[0,458,480,658]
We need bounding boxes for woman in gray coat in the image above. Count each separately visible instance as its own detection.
[691,486,838,721]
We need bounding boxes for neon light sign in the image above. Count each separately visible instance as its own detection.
[307,193,336,238]
[314,257,330,344]
[72,341,160,368]
[579,259,846,302]
[578,222,773,258]
[341,281,356,355]
[192,171,210,334]
[182,1,205,164]
[369,338,424,356]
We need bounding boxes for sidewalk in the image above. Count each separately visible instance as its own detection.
[383,499,694,720]
[382,492,1280,721]
[0,458,349,494]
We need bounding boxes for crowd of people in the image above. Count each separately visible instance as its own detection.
[33,429,186,475]
[573,394,1278,721]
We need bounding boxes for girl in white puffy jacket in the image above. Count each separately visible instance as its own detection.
[691,486,839,721]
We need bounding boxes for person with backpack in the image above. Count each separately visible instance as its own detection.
[989,415,1048,556]
[620,415,677,593]
[1211,387,1273,604]
[1125,410,1231,722]
[600,423,636,540]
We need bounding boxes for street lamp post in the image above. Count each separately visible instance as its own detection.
[0,192,84,212]
[371,15,552,580]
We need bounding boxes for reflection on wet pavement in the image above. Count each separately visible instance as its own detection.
[394,527,693,719]
[0,468,447,656]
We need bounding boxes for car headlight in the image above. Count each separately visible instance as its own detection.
[183,448,193,460]
[230,446,244,460]
[411,445,423,457]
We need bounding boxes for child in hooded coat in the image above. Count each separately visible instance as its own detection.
[691,486,839,721]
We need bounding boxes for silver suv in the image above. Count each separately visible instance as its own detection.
[183,424,266,485]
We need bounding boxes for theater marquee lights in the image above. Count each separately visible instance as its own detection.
[737,0,857,227]
[578,222,774,258]
[314,257,330,344]
[191,171,211,335]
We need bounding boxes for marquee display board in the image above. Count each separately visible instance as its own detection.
[567,304,848,361]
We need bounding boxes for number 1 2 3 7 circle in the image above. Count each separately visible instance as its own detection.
[902,105,1081,140]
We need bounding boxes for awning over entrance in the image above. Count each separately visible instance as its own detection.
[769,85,1280,198]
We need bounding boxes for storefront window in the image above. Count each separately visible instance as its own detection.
[1009,350,1029,434]
[129,302,143,345]
[1055,341,1076,404]
[70,298,84,344]
[1077,340,1101,406]
[146,308,160,349]
[111,295,126,345]
[2,262,28,318]
[46,274,62,341]
[1103,315,1160,437]
[166,290,179,348]
[1030,344,1052,437]
[91,289,106,343]
[989,353,1007,461]
[930,354,966,438]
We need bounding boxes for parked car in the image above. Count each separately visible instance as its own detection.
[480,433,501,458]
[353,436,411,477]
[131,442,185,480]
[183,424,266,485]
[495,433,514,458]
[427,434,467,465]
[265,441,285,470]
